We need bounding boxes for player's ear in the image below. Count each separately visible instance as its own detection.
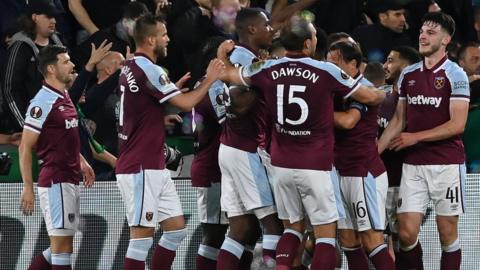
[304,39,312,51]
[47,64,55,75]
[248,24,256,34]
[441,34,451,47]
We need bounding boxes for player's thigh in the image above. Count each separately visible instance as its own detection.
[397,164,430,214]
[197,183,228,225]
[156,169,184,226]
[271,166,303,224]
[339,173,388,232]
[297,169,341,226]
[427,164,466,216]
[38,183,79,237]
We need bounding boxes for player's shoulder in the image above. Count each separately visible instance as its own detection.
[230,46,257,66]
[443,59,467,78]
[133,55,165,74]
[402,61,423,75]
[31,86,62,104]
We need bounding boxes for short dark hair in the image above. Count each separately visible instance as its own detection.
[133,13,166,45]
[421,12,456,36]
[457,42,480,61]
[364,61,385,85]
[329,41,363,68]
[38,45,68,76]
[123,2,149,20]
[327,32,352,48]
[391,46,422,64]
[280,17,313,52]
[235,8,265,34]
[315,27,328,60]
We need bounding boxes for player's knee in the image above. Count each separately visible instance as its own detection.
[160,228,188,251]
[339,230,360,248]
[201,224,228,247]
[398,228,418,246]
[126,238,153,261]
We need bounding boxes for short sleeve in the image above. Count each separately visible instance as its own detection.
[239,60,272,87]
[140,61,180,103]
[323,63,359,98]
[208,80,227,123]
[448,69,470,102]
[397,68,407,100]
[23,97,55,134]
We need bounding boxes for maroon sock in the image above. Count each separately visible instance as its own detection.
[51,266,71,270]
[396,242,423,270]
[196,254,217,270]
[311,243,336,270]
[343,246,369,270]
[263,248,276,261]
[276,231,302,268]
[29,253,51,270]
[440,250,461,270]
[124,257,145,270]
[151,245,176,270]
[369,245,395,270]
[217,248,241,269]
[238,250,253,270]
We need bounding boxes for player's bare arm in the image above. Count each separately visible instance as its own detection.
[350,85,386,106]
[19,129,39,216]
[334,109,362,130]
[168,59,225,112]
[390,100,468,151]
[217,40,251,86]
[377,100,406,154]
[80,154,95,188]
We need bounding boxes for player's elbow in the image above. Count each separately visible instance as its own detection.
[339,118,357,130]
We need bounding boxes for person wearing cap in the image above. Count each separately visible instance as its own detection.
[351,0,412,63]
[1,0,64,133]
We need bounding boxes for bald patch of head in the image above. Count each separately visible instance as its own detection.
[96,51,125,73]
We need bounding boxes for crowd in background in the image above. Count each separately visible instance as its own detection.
[0,0,479,178]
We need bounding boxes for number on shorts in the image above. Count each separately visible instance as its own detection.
[352,201,366,219]
[446,187,459,203]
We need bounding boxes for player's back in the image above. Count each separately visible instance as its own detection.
[244,55,359,170]
[116,54,180,173]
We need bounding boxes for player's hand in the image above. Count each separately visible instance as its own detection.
[20,186,35,216]
[176,72,191,89]
[206,58,226,81]
[85,39,112,71]
[81,160,95,188]
[164,114,182,127]
[389,132,419,151]
[126,46,134,60]
[9,132,22,146]
[217,40,235,60]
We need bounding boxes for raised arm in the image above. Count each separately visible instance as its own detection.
[68,0,99,34]
[349,85,386,106]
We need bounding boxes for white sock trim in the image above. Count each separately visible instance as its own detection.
[51,253,71,266]
[369,244,387,258]
[284,229,303,241]
[42,248,52,264]
[126,237,153,261]
[442,239,460,253]
[341,246,362,252]
[198,244,220,261]
[400,237,419,252]
[315,238,336,247]
[262,234,281,250]
[221,237,245,259]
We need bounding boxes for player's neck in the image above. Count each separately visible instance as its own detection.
[239,37,259,55]
[135,48,157,63]
[424,50,447,69]
[45,78,66,93]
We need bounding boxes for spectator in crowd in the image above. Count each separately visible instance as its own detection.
[68,0,130,43]
[71,1,148,68]
[308,0,365,34]
[1,0,64,133]
[352,0,411,63]
[458,42,480,106]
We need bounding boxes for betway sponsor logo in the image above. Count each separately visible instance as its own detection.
[407,94,442,108]
[65,119,78,129]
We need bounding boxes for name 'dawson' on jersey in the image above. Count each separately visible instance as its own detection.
[271,67,320,83]
[407,94,442,108]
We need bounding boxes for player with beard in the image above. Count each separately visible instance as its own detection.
[216,8,284,270]
[19,45,95,270]
[327,41,395,270]
[380,46,421,261]
[378,12,469,270]
[115,14,225,270]
[217,17,386,270]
